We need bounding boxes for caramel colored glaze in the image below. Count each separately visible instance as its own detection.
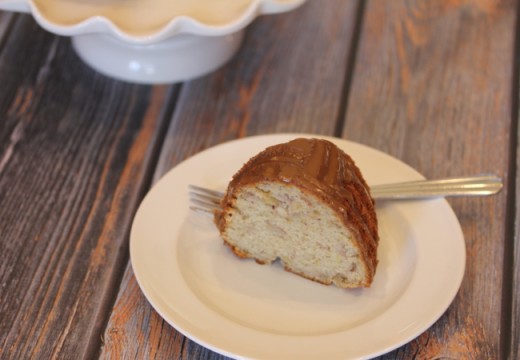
[216,138,379,281]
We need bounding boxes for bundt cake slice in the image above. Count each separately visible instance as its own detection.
[214,138,379,288]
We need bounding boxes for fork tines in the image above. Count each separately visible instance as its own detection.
[188,185,224,214]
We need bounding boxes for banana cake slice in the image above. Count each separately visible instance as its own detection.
[214,138,379,288]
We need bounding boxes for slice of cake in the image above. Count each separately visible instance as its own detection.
[214,138,379,288]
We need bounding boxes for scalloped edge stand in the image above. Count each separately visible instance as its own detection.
[0,0,305,84]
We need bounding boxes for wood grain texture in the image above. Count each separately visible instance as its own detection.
[512,80,519,360]
[343,0,516,359]
[100,1,363,359]
[0,15,175,359]
[0,11,14,43]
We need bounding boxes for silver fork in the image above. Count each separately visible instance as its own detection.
[189,174,503,214]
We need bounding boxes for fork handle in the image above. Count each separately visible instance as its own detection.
[370,175,503,200]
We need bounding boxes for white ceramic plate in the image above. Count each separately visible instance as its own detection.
[130,134,466,360]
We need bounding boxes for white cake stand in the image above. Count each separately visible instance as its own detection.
[0,0,306,84]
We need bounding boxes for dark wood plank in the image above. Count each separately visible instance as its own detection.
[512,86,520,360]
[100,0,363,358]
[0,15,176,359]
[0,11,14,41]
[343,1,516,358]
[509,7,520,356]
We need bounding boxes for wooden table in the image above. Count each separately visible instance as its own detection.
[0,0,517,358]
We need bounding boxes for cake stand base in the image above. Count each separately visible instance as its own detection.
[71,31,244,84]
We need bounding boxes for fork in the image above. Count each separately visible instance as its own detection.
[188,174,503,214]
